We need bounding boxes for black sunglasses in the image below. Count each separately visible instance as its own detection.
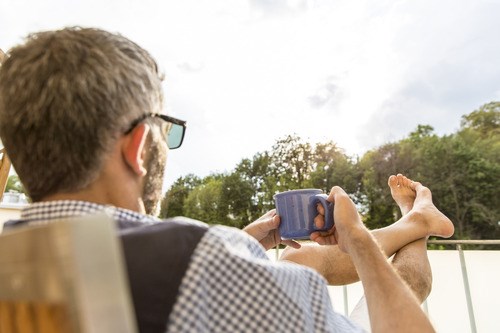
[126,113,187,149]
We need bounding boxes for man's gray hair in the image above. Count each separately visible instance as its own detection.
[0,27,164,201]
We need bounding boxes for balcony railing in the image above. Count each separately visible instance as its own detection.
[273,240,500,333]
[425,240,500,333]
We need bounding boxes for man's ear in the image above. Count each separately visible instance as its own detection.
[122,124,150,176]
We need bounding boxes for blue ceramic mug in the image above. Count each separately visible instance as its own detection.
[274,189,334,240]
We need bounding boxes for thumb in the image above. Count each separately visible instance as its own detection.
[252,214,279,234]
[262,215,280,230]
[327,186,347,203]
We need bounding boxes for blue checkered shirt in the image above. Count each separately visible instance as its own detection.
[17,200,364,332]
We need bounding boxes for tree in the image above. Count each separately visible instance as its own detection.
[460,101,500,136]
[182,176,231,226]
[160,174,201,218]
[308,141,360,196]
[269,134,314,191]
[234,152,276,213]
[219,172,256,227]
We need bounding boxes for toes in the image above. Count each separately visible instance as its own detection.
[388,175,398,187]
[396,174,404,186]
[402,175,410,188]
[410,181,422,191]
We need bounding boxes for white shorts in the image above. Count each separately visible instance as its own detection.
[349,295,371,333]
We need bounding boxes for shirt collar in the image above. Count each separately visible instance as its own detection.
[20,200,159,225]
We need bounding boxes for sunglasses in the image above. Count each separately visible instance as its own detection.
[126,113,187,149]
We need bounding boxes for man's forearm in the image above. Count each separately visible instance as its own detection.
[347,229,435,333]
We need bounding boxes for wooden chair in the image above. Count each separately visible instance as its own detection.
[0,49,11,202]
[0,215,137,333]
[0,148,11,202]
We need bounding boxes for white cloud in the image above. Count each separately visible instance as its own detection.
[1,0,499,190]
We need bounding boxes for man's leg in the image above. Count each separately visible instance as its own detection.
[280,174,453,286]
[386,174,432,301]
[348,238,432,333]
[391,238,432,301]
[348,176,434,332]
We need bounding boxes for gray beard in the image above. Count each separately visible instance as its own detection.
[142,138,167,216]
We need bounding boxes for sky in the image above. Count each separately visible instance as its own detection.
[1,0,500,190]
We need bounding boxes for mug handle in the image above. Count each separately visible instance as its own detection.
[310,194,334,230]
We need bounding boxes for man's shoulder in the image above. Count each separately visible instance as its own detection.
[117,216,211,253]
[118,216,209,234]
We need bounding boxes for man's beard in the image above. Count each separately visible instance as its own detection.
[141,137,167,216]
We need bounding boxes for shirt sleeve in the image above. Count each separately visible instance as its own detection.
[167,225,364,332]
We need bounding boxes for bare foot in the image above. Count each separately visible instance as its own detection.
[388,174,416,215]
[408,182,455,238]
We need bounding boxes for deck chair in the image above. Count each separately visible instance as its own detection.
[0,215,137,333]
[0,148,11,202]
[0,49,12,202]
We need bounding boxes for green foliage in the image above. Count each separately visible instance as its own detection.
[308,141,360,195]
[5,175,26,193]
[183,177,228,225]
[269,134,314,190]
[159,174,201,218]
[160,101,500,240]
[460,101,499,136]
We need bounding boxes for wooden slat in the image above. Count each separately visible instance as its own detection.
[0,301,70,333]
[0,149,11,201]
[34,303,69,333]
[0,301,15,333]
[14,302,35,333]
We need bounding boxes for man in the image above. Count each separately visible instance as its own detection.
[0,28,453,332]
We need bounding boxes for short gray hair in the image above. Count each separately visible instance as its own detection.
[0,27,164,201]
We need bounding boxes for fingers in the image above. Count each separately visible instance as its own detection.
[267,208,277,216]
[314,202,326,228]
[267,214,280,229]
[262,213,279,228]
[314,214,325,228]
[316,203,325,215]
[281,239,301,249]
[243,212,280,240]
[310,227,338,246]
[259,209,276,220]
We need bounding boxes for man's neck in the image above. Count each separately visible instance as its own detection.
[40,181,146,214]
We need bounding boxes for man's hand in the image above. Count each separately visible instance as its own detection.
[310,186,367,253]
[243,210,301,251]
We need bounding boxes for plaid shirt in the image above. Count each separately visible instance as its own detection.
[15,200,364,332]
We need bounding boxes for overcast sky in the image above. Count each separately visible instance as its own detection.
[1,0,499,190]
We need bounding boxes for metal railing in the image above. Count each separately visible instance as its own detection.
[425,239,500,333]
[275,239,500,333]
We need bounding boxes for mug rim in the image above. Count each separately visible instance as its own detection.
[273,188,323,199]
